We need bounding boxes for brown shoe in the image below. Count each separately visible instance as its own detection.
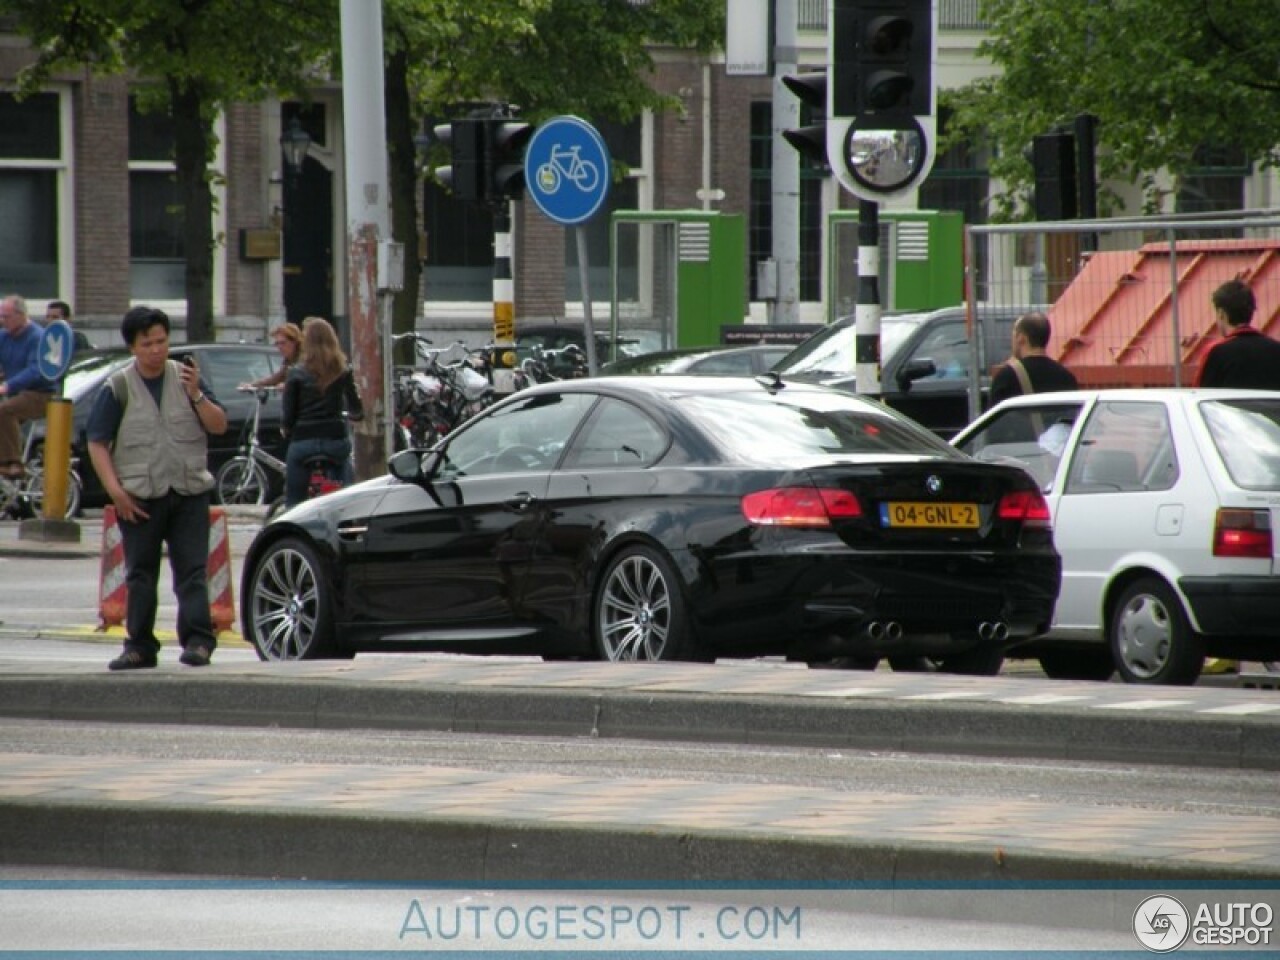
[179,644,211,667]
[108,649,157,671]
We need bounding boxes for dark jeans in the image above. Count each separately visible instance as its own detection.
[285,436,351,507]
[119,489,215,657]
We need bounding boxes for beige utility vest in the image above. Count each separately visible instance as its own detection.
[111,360,214,499]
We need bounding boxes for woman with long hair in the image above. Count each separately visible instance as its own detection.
[281,317,363,507]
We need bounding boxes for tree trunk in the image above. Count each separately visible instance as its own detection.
[170,80,216,343]
[384,47,422,367]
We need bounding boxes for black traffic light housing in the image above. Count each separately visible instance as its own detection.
[430,106,534,208]
[485,116,534,203]
[829,0,936,201]
[431,116,486,205]
[1032,130,1079,221]
[780,69,829,168]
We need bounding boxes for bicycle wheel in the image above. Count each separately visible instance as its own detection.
[22,466,81,519]
[215,456,270,505]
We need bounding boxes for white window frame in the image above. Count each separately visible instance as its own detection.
[127,95,226,320]
[0,84,73,304]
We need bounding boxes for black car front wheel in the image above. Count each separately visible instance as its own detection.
[593,545,701,662]
[245,536,343,660]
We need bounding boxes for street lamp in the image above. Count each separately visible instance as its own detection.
[280,116,312,179]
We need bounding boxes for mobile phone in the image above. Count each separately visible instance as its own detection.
[183,356,196,368]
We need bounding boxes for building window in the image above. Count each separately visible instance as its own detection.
[0,91,62,297]
[748,101,823,302]
[1177,144,1248,239]
[129,95,185,300]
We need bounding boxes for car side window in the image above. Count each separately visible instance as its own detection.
[438,392,595,478]
[562,398,667,469]
[909,321,969,381]
[956,403,1082,491]
[1065,401,1177,494]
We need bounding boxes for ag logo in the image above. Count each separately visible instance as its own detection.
[1133,895,1190,952]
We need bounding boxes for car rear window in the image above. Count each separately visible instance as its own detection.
[680,390,958,459]
[1200,398,1280,490]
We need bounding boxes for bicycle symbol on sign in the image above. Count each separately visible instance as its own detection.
[536,143,601,196]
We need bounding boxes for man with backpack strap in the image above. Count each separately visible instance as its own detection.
[989,311,1079,407]
[86,306,227,672]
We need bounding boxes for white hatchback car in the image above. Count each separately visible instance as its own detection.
[953,389,1280,685]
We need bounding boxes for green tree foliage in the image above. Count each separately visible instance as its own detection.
[380,0,723,351]
[0,0,333,340]
[947,0,1280,219]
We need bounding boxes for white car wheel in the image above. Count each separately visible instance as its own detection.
[1109,577,1203,685]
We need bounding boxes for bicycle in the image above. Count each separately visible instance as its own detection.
[391,333,496,449]
[214,387,284,506]
[263,449,346,521]
[0,421,82,521]
[512,342,588,390]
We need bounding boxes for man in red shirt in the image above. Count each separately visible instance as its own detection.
[1195,279,1280,389]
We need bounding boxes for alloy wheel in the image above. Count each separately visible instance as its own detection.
[251,546,321,660]
[597,553,672,661]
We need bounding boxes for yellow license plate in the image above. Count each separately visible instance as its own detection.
[880,501,979,529]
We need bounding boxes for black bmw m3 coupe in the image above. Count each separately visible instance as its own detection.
[241,375,1061,674]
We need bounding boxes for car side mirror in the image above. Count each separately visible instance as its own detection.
[388,448,440,483]
[897,358,937,389]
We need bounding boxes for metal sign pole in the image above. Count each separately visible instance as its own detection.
[575,227,599,376]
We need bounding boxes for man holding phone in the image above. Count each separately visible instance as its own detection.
[86,306,228,671]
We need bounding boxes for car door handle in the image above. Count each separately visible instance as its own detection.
[504,492,536,512]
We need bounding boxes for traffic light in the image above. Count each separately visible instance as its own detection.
[485,117,534,202]
[829,0,937,201]
[780,69,829,168]
[1032,131,1078,221]
[431,117,485,204]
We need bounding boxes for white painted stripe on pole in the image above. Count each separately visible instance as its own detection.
[493,278,514,301]
[494,232,512,260]
[858,244,879,277]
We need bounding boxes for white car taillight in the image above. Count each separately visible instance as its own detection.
[1213,508,1272,558]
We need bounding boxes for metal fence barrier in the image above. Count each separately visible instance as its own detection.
[962,211,1280,418]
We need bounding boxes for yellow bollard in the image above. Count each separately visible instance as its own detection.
[42,396,73,520]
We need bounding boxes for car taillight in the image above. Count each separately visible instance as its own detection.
[742,486,862,528]
[997,489,1052,528]
[1214,508,1272,558]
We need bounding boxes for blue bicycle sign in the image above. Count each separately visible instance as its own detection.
[524,116,610,226]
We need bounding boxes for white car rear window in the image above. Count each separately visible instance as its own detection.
[1200,399,1280,490]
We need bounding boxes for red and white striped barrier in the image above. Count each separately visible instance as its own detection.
[97,505,127,629]
[207,507,235,633]
[97,505,235,634]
